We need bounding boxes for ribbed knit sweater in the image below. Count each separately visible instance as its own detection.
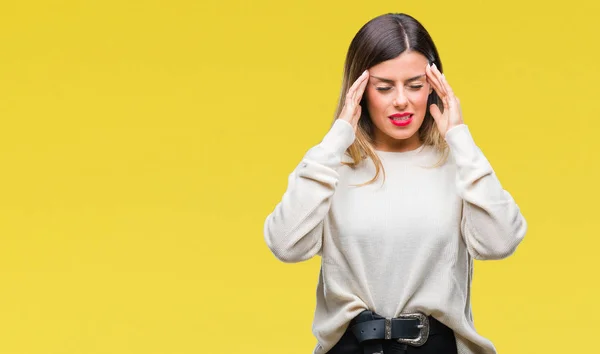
[264,119,527,354]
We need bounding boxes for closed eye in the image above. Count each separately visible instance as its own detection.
[376,85,423,92]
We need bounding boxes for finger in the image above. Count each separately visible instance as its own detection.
[426,76,448,112]
[426,66,450,111]
[425,65,445,99]
[429,103,442,123]
[440,74,453,96]
[352,70,369,103]
[345,83,359,105]
[354,72,370,105]
[440,74,458,108]
[426,76,444,100]
[429,64,448,98]
[347,70,368,102]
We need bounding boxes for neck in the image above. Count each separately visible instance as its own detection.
[372,132,422,152]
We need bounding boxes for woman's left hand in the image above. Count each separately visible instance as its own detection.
[425,63,464,137]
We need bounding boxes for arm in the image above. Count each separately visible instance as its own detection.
[264,119,355,263]
[445,124,528,260]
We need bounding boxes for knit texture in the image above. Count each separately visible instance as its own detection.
[264,119,527,354]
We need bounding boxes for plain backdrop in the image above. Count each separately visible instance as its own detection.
[1,1,599,353]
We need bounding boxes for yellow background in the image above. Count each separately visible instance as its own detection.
[0,1,598,353]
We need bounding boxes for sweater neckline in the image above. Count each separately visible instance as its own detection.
[374,143,427,157]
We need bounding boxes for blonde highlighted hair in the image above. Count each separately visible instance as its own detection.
[333,13,449,186]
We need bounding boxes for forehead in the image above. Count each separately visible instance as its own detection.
[368,51,429,80]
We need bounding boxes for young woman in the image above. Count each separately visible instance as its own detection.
[264,13,527,354]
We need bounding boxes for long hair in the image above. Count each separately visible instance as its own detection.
[333,13,449,186]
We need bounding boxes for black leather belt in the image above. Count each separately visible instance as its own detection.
[348,310,451,354]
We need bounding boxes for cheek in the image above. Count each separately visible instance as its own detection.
[408,90,430,110]
[365,90,389,114]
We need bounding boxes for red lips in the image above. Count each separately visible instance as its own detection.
[388,112,413,118]
[388,112,414,127]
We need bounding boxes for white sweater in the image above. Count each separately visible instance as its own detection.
[264,119,527,354]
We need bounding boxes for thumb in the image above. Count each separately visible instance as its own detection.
[429,104,442,123]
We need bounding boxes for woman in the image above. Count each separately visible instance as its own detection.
[263,13,527,354]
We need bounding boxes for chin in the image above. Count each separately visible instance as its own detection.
[387,129,418,140]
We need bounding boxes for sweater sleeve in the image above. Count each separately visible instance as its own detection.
[264,119,355,263]
[445,124,527,260]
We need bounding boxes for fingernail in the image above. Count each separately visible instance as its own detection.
[363,70,368,75]
[432,63,437,70]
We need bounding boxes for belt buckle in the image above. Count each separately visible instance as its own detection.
[396,312,429,347]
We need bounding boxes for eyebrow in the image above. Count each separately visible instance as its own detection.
[370,74,426,84]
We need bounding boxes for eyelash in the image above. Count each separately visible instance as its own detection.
[376,85,423,92]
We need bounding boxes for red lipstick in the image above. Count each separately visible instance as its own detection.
[388,112,413,127]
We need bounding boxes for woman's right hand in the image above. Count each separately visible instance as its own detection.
[337,70,369,132]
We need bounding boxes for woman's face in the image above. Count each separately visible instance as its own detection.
[364,51,433,152]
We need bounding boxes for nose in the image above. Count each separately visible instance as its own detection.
[393,88,408,108]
